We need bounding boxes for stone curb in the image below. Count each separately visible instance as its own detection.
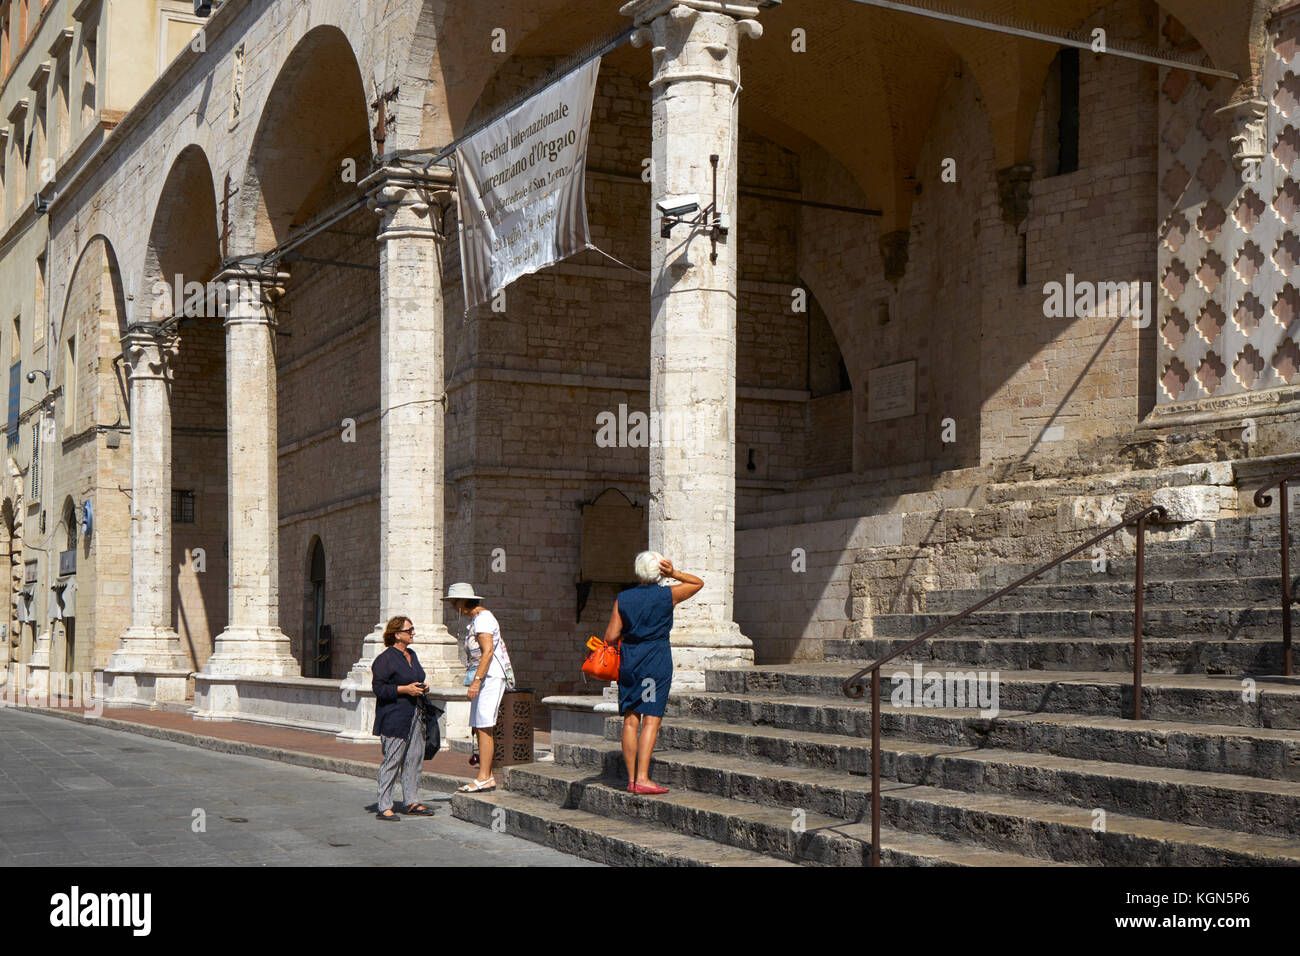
[3,703,471,795]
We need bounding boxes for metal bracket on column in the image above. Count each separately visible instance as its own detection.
[658,153,729,263]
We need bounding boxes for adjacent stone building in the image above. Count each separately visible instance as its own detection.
[0,0,215,699]
[0,0,1295,741]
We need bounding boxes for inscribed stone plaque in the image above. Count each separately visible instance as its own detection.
[867,359,916,423]
[581,489,644,583]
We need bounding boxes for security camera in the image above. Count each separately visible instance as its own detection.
[25,371,36,384]
[657,195,700,219]
[34,193,51,215]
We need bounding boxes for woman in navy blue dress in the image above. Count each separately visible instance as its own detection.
[603,551,703,795]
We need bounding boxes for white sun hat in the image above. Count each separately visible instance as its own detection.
[441,582,483,602]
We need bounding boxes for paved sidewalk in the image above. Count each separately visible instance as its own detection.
[2,695,550,795]
[0,707,594,866]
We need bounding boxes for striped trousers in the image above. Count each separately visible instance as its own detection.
[377,703,426,813]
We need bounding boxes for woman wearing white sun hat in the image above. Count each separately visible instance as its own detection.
[442,582,513,792]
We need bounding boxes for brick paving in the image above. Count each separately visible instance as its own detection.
[7,694,551,784]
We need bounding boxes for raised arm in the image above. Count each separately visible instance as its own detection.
[659,558,703,606]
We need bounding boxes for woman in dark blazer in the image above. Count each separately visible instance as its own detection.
[371,616,434,820]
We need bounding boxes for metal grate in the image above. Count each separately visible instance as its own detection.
[172,489,195,524]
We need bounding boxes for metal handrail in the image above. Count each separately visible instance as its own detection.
[1254,468,1300,677]
[841,504,1168,866]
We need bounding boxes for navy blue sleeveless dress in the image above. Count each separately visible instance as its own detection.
[616,583,674,718]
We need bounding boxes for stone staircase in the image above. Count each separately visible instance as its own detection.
[452,515,1300,865]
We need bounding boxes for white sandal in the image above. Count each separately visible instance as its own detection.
[457,776,496,793]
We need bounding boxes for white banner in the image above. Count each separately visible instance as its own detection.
[454,59,600,310]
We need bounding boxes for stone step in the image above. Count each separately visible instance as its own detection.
[552,740,1300,865]
[925,577,1293,613]
[974,547,1283,588]
[824,636,1286,674]
[628,715,1300,836]
[480,760,1067,866]
[448,786,799,866]
[870,607,1285,641]
[702,664,1300,728]
[660,697,1300,780]
[1143,534,1278,556]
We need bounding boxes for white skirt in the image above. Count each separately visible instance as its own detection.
[469,674,507,729]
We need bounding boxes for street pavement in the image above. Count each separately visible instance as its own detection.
[0,707,598,866]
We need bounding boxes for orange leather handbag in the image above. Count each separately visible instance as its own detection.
[581,635,621,682]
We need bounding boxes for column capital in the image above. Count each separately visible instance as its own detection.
[213,266,290,294]
[214,267,290,327]
[360,164,457,242]
[621,1,765,28]
[622,0,765,91]
[122,326,180,381]
[1215,99,1268,174]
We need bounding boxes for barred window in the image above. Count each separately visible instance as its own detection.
[172,490,195,524]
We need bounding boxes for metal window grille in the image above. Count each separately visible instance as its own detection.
[172,490,195,524]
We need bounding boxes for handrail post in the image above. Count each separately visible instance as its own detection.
[1283,479,1293,676]
[1133,512,1146,720]
[871,667,880,867]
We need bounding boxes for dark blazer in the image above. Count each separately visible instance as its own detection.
[371,645,426,739]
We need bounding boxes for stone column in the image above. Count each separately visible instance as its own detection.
[199,269,298,677]
[105,328,193,704]
[623,0,762,686]
[346,165,460,690]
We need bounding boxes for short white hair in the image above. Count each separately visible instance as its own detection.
[634,550,664,585]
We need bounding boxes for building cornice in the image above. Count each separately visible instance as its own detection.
[72,0,101,23]
[48,29,75,61]
[48,0,253,224]
[7,97,29,124]
[27,61,51,93]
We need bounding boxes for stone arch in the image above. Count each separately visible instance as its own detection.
[56,496,77,554]
[145,144,221,317]
[58,234,130,452]
[231,22,381,677]
[236,24,373,254]
[142,145,226,673]
[59,235,128,343]
[940,0,1268,172]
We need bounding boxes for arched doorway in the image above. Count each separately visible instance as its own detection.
[304,538,329,679]
[51,497,78,696]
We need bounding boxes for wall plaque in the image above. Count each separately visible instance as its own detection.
[867,359,917,422]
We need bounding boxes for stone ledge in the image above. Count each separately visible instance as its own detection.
[544,694,618,745]
[192,674,472,745]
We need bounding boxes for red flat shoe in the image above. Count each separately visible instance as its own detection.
[633,782,669,795]
[627,783,636,792]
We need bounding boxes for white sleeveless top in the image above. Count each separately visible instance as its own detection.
[464,609,511,680]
